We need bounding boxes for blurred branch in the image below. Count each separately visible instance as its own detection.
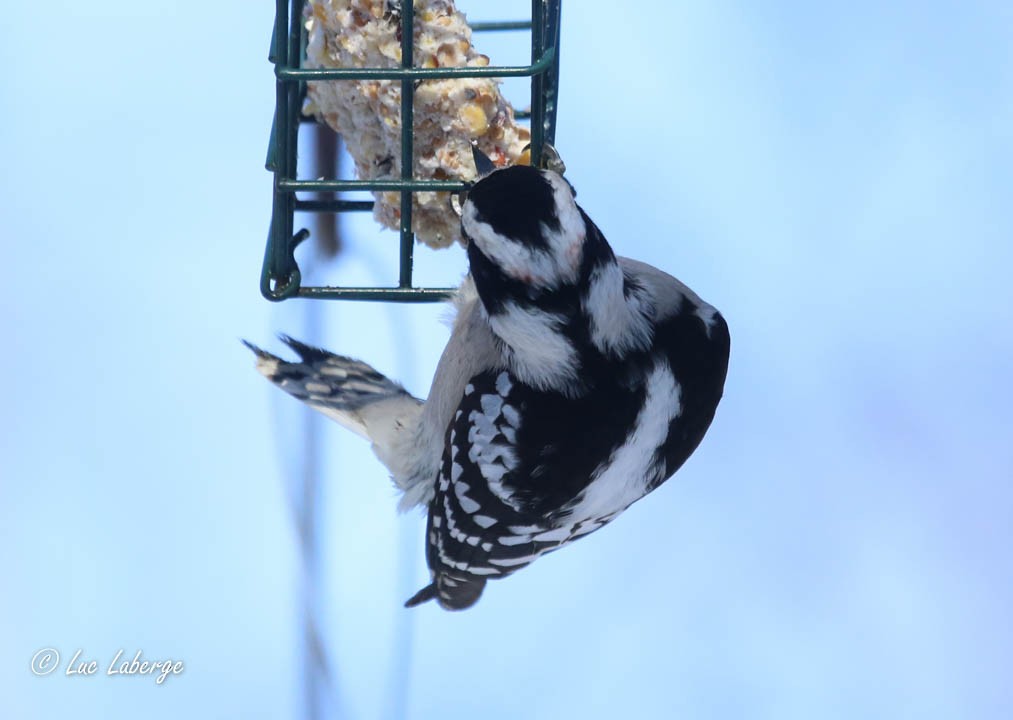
[312,124,343,260]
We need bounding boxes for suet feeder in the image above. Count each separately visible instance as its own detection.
[262,0,563,302]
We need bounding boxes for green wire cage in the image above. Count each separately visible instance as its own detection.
[263,0,563,302]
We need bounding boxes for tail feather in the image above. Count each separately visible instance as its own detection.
[243,336,419,439]
[405,574,487,610]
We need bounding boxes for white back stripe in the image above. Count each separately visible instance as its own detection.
[564,360,681,523]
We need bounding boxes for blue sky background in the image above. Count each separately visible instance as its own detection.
[2,1,1011,718]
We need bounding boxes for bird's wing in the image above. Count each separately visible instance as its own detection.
[408,364,655,609]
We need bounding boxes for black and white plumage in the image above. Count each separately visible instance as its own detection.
[247,163,730,610]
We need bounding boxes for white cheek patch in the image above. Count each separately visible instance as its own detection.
[462,202,560,286]
[539,173,585,284]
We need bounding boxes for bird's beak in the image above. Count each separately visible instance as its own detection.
[453,144,495,218]
[471,143,497,178]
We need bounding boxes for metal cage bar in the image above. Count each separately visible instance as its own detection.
[262,0,563,302]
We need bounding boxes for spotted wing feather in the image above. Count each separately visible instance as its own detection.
[408,364,653,609]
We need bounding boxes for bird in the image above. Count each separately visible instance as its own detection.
[245,156,730,610]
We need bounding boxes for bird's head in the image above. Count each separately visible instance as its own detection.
[460,154,586,305]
